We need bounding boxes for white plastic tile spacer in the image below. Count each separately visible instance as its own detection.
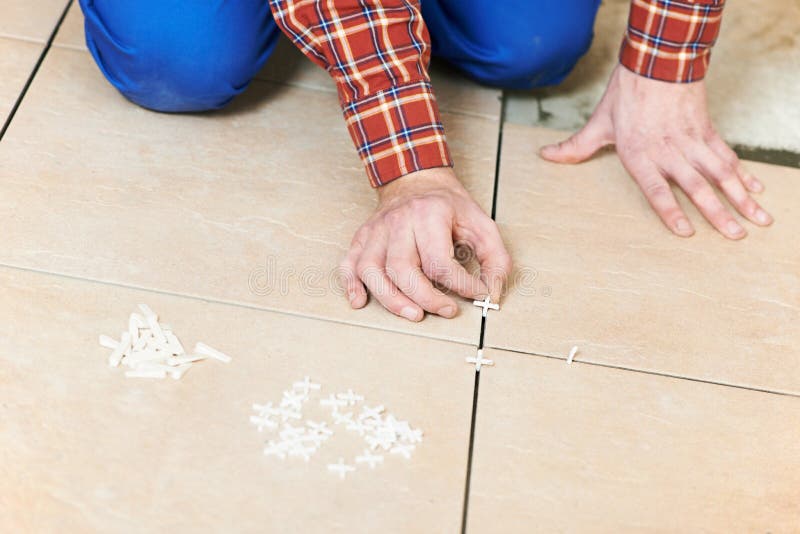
[327,458,355,479]
[332,411,354,426]
[403,428,424,444]
[355,449,384,469]
[358,404,385,421]
[279,409,301,422]
[473,296,500,317]
[168,364,191,380]
[292,376,321,394]
[306,421,334,436]
[281,390,305,410]
[137,303,157,319]
[194,342,232,363]
[99,335,119,350]
[366,432,395,451]
[390,443,416,459]
[288,446,315,462]
[263,441,288,460]
[336,389,364,406]
[466,349,494,372]
[107,332,131,367]
[128,313,145,343]
[253,402,281,417]
[164,331,185,356]
[166,354,206,366]
[346,419,368,436]
[249,415,278,432]
[320,394,347,410]
[567,346,579,365]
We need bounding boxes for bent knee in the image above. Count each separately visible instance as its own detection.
[80,1,275,112]
[110,48,251,112]
[461,6,598,89]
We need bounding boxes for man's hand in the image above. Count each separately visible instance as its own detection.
[541,65,772,239]
[339,167,511,322]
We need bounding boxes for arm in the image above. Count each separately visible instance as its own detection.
[268,0,450,186]
[542,0,772,240]
[268,0,511,319]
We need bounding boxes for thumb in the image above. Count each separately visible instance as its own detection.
[539,116,611,164]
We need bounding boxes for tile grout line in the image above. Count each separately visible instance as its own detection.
[0,261,481,350]
[460,91,507,534]
[492,345,800,399]
[0,0,73,142]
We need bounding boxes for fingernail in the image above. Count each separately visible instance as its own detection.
[755,209,772,225]
[438,305,456,318]
[726,220,745,236]
[400,306,421,321]
[674,217,693,235]
[750,178,764,192]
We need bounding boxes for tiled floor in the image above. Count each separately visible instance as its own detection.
[505,0,800,160]
[1,2,798,532]
[468,349,800,532]
[487,125,800,396]
[0,37,43,127]
[0,46,497,345]
[0,0,69,43]
[0,266,474,532]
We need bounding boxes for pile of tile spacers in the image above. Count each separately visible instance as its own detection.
[99,304,231,380]
[251,378,423,479]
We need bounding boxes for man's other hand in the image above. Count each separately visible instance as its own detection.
[541,65,772,240]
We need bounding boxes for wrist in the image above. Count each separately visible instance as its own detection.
[376,166,462,203]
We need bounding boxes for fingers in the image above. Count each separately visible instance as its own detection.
[415,215,489,300]
[622,156,694,237]
[466,211,512,303]
[706,134,764,193]
[385,223,458,318]
[339,245,368,309]
[356,238,424,322]
[680,140,772,228]
[659,156,746,240]
[540,114,612,164]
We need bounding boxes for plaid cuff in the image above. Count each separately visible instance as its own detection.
[620,0,726,83]
[342,80,452,187]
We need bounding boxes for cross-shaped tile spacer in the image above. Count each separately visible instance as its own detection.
[355,449,384,469]
[473,296,500,317]
[358,404,385,421]
[327,458,356,479]
[336,389,364,406]
[292,376,321,395]
[390,443,416,459]
[466,349,494,372]
[320,394,348,410]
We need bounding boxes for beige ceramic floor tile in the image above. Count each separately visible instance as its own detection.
[485,124,799,394]
[53,3,502,121]
[467,349,800,533]
[0,0,69,43]
[505,0,800,155]
[0,37,43,126]
[0,265,475,532]
[50,0,84,50]
[0,46,498,344]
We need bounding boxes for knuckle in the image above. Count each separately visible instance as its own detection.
[643,181,671,199]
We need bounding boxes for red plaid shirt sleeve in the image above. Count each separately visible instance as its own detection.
[620,0,726,83]
[268,0,452,187]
